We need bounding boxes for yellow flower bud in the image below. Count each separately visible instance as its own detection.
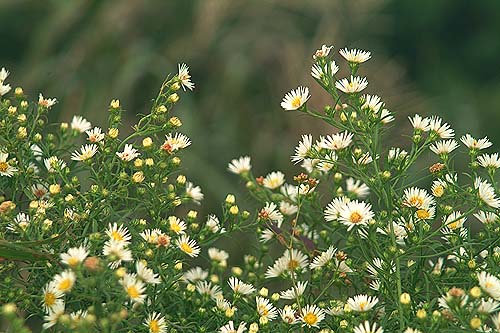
[225,194,236,204]
[470,286,481,298]
[169,116,182,127]
[229,205,239,215]
[177,175,187,185]
[14,87,23,96]
[108,128,119,139]
[167,93,179,103]
[259,288,269,297]
[174,262,183,270]
[49,184,61,195]
[470,317,481,330]
[7,106,16,114]
[400,293,411,305]
[134,159,143,168]
[132,171,145,183]
[115,267,127,278]
[142,137,153,147]
[17,126,27,139]
[271,293,280,301]
[110,99,120,109]
[231,267,243,276]
[145,158,154,166]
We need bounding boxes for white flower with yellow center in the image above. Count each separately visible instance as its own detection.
[136,260,161,284]
[121,274,146,304]
[71,144,98,161]
[353,321,384,333]
[71,115,92,133]
[478,153,500,169]
[42,302,65,329]
[256,296,278,321]
[0,153,17,177]
[335,76,368,94]
[259,202,283,223]
[182,266,208,283]
[53,270,76,293]
[478,271,500,300]
[106,223,131,244]
[60,246,89,267]
[196,281,222,299]
[186,182,204,203]
[228,156,252,175]
[402,187,435,209]
[430,140,459,155]
[168,216,187,235]
[263,171,285,189]
[42,281,64,313]
[161,133,192,153]
[310,246,336,270]
[102,239,133,268]
[409,114,430,131]
[461,134,492,150]
[279,281,308,300]
[228,277,256,295]
[300,304,325,328]
[346,294,379,312]
[38,93,57,108]
[44,156,66,173]
[431,179,446,197]
[7,212,30,232]
[428,116,454,139]
[339,48,371,64]
[283,249,309,272]
[139,228,162,244]
[337,200,374,230]
[219,321,247,333]
[177,63,194,91]
[86,127,105,143]
[116,144,140,161]
[443,211,466,230]
[280,86,310,111]
[280,305,297,324]
[144,312,167,333]
[176,235,200,257]
[313,44,334,59]
[324,196,350,221]
[475,177,500,208]
[318,131,353,150]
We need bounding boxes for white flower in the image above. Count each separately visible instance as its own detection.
[346,177,370,199]
[353,152,373,166]
[324,196,350,221]
[256,296,278,320]
[102,240,133,268]
[478,153,500,169]
[478,271,500,300]
[176,235,201,258]
[53,270,76,293]
[106,223,132,244]
[71,144,98,161]
[346,294,379,312]
[318,131,354,150]
[443,211,466,230]
[208,247,229,266]
[461,134,492,150]
[280,305,297,324]
[228,156,251,174]
[121,274,146,304]
[478,299,500,313]
[60,246,88,267]
[494,313,500,332]
[0,67,9,82]
[144,312,167,333]
[283,249,309,272]
[86,127,105,143]
[182,267,208,283]
[428,116,454,139]
[339,48,371,63]
[353,321,384,333]
[178,63,194,91]
[362,94,383,112]
[0,153,17,177]
[0,83,11,96]
[195,280,222,299]
[38,93,57,108]
[263,171,285,189]
[279,281,308,300]
[71,115,92,133]
[337,200,375,230]
[474,211,497,224]
[402,187,435,209]
[206,214,224,233]
[136,261,161,284]
[44,156,66,173]
[388,147,408,162]
[228,277,255,295]
[475,177,500,208]
[335,76,368,93]
[409,114,430,131]
[367,258,395,277]
[311,61,339,80]
[161,133,191,153]
[42,281,64,313]
[300,304,325,328]
[259,202,283,223]
[404,328,422,333]
[168,216,187,235]
[380,109,394,123]
[43,302,65,329]
[220,321,247,333]
[310,246,336,270]
[291,134,314,164]
[313,44,334,59]
[116,144,140,161]
[430,140,459,155]
[281,86,310,111]
[279,201,298,216]
[265,257,288,278]
[186,182,204,203]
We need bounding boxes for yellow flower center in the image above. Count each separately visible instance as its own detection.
[111,230,124,241]
[303,312,318,325]
[149,319,160,333]
[359,301,367,311]
[0,162,8,172]
[170,223,182,234]
[433,185,444,197]
[288,259,299,270]
[67,257,80,267]
[416,209,430,220]
[44,292,56,306]
[409,197,423,207]
[350,212,362,223]
[291,96,303,108]
[58,278,72,292]
[485,281,493,288]
[180,242,193,254]
[127,285,140,299]
[259,305,269,316]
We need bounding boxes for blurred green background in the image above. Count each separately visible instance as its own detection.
[1,0,500,217]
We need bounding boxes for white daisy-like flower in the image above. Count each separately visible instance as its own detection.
[430,140,459,155]
[474,211,497,224]
[144,312,167,333]
[402,187,435,209]
[38,93,57,108]
[86,127,105,143]
[186,182,204,203]
[353,321,384,333]
[346,294,379,312]
[32,184,48,198]
[43,302,65,329]
[280,305,297,324]
[494,312,500,331]
[263,171,285,189]
[121,274,146,304]
[106,223,132,244]
[256,296,278,320]
[362,94,383,113]
[388,147,408,162]
[428,116,454,139]
[265,256,288,278]
[281,183,299,200]
[0,83,10,96]
[300,304,325,328]
[0,153,17,177]
[318,131,354,150]
[195,280,222,299]
[136,261,161,284]
[311,61,339,80]
[443,211,466,230]
[71,144,98,161]
[404,328,422,333]
[228,156,251,175]
[70,309,87,321]
[280,86,310,111]
[291,134,314,164]
[313,44,334,59]
[283,249,309,273]
[339,48,371,64]
[461,134,492,150]
[176,235,201,258]
[337,200,374,230]
[346,177,370,199]
[116,144,140,161]
[408,114,430,132]
[478,153,500,169]
[102,239,133,268]
[259,202,284,223]
[335,76,368,94]
[310,246,336,270]
[475,177,500,208]
[219,321,247,333]
[206,214,224,233]
[60,246,89,267]
[380,109,394,124]
[367,258,395,277]
[140,228,162,244]
[53,270,76,293]
[71,115,92,133]
[478,299,500,313]
[161,133,192,153]
[0,67,9,82]
[208,247,229,266]
[478,271,500,300]
[279,281,308,300]
[44,156,66,173]
[42,281,64,313]
[178,63,195,91]
[279,201,298,216]
[182,267,208,283]
[324,196,350,221]
[228,277,256,295]
[168,216,187,235]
